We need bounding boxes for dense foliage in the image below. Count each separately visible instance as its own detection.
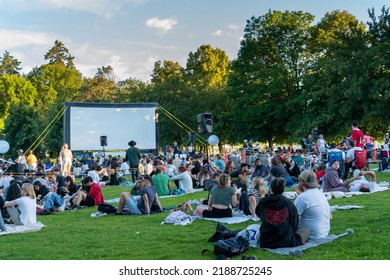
[0,6,389,157]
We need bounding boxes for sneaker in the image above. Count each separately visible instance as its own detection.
[91,211,107,218]
[251,216,260,222]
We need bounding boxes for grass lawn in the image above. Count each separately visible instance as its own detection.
[1,170,390,260]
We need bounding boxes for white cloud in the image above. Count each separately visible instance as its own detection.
[0,29,54,49]
[146,17,178,32]
[228,24,240,30]
[212,30,223,36]
[73,43,157,81]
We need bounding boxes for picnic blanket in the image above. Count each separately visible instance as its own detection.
[161,211,201,226]
[330,205,364,212]
[283,181,389,200]
[245,224,354,256]
[204,211,255,224]
[0,221,46,236]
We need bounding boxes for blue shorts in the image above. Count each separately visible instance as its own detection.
[125,197,142,215]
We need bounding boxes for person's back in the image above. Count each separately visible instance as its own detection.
[88,182,104,205]
[171,168,193,193]
[351,120,364,148]
[152,172,170,196]
[295,171,331,240]
[257,194,301,248]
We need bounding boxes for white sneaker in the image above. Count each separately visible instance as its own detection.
[91,211,107,218]
[251,216,260,222]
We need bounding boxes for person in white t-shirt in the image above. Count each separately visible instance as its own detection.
[347,170,377,192]
[295,170,331,240]
[4,183,37,225]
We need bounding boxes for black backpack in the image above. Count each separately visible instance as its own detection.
[203,223,250,258]
[98,203,117,214]
[208,222,241,242]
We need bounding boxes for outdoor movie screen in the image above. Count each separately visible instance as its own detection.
[63,102,159,152]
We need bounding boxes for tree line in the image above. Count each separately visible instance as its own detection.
[0,7,389,157]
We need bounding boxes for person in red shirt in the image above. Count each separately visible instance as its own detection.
[72,176,104,208]
[351,120,364,148]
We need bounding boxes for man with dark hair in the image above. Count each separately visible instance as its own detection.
[230,163,249,192]
[116,175,163,215]
[125,140,141,182]
[72,176,104,208]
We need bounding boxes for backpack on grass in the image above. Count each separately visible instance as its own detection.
[98,203,117,214]
[213,235,250,257]
[202,223,250,258]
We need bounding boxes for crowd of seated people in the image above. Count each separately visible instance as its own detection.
[0,132,381,236]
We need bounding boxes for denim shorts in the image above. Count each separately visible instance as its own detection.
[125,197,142,215]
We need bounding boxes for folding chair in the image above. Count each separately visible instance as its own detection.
[354,149,368,170]
[327,151,344,177]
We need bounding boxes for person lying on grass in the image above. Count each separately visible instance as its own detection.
[347,170,378,192]
[116,175,163,215]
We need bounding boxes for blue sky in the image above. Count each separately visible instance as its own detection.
[0,0,386,81]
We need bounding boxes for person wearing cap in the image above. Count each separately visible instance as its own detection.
[116,175,162,215]
[125,140,141,182]
[152,166,171,196]
[256,177,311,248]
[294,170,331,240]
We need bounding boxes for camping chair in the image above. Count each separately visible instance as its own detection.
[327,151,344,177]
[354,149,368,171]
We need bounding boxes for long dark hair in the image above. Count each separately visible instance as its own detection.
[6,183,21,201]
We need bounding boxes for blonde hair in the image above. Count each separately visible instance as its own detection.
[21,183,36,199]
[252,177,266,198]
[218,174,231,187]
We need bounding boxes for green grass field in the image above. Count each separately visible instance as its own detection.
[1,170,390,260]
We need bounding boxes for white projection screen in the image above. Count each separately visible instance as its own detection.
[64,102,159,153]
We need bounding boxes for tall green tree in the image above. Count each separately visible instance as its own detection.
[44,40,75,69]
[0,51,22,76]
[0,75,37,129]
[186,44,230,91]
[3,103,41,156]
[298,11,370,140]
[148,60,200,146]
[225,10,314,148]
[363,6,390,137]
[79,65,119,102]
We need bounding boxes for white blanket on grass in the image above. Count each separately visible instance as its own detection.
[0,221,46,236]
[204,211,253,224]
[330,205,364,212]
[283,182,389,201]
